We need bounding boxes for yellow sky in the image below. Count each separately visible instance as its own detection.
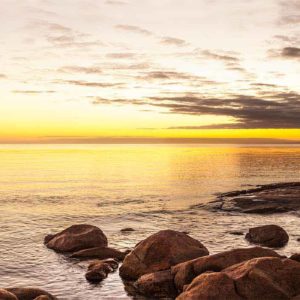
[0,0,300,143]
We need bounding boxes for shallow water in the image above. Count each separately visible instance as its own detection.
[0,144,299,299]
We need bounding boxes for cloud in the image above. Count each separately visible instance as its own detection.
[200,50,239,62]
[0,74,7,79]
[13,90,56,94]
[61,80,124,88]
[106,0,127,5]
[280,15,300,25]
[160,36,188,47]
[281,47,300,58]
[115,24,154,36]
[92,91,300,129]
[58,66,102,74]
[106,53,137,59]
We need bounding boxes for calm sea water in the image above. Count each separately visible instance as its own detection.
[0,144,300,299]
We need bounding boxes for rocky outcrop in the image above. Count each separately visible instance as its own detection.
[5,288,57,300]
[178,257,300,300]
[44,224,107,253]
[245,225,289,248]
[85,259,118,283]
[198,182,300,214]
[0,289,18,300]
[70,246,129,261]
[134,270,177,298]
[172,246,281,291]
[119,230,209,280]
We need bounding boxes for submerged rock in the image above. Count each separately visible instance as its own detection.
[134,269,177,298]
[178,257,300,300]
[172,246,281,291]
[70,246,129,261]
[85,259,118,283]
[5,288,57,300]
[199,182,300,214]
[0,289,18,300]
[119,230,209,280]
[245,225,289,248]
[120,228,135,233]
[45,224,107,253]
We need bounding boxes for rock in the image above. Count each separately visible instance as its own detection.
[6,288,57,300]
[85,259,118,283]
[290,254,300,263]
[177,272,242,300]
[34,297,52,300]
[134,269,177,298]
[172,246,281,291]
[229,231,244,236]
[119,230,209,280]
[45,224,107,253]
[199,182,300,214]
[70,246,128,261]
[245,225,289,248]
[0,289,18,300]
[178,257,300,300]
[121,228,135,232]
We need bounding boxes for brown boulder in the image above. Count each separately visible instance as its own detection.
[178,257,300,300]
[290,254,300,263]
[119,230,208,280]
[177,272,242,300]
[0,289,18,300]
[70,246,128,261]
[245,225,289,248]
[6,288,57,300]
[45,224,107,253]
[172,246,281,291]
[85,258,118,283]
[134,270,177,298]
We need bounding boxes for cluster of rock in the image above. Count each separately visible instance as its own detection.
[0,288,57,300]
[2,222,299,299]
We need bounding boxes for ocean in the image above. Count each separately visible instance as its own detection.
[0,144,299,299]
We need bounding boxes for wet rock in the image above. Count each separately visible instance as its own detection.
[200,182,300,214]
[134,269,177,298]
[121,228,135,232]
[290,254,300,263]
[245,225,289,248]
[6,288,57,300]
[172,246,281,291]
[229,231,244,236]
[0,289,18,300]
[70,247,129,261]
[45,224,108,253]
[119,230,209,280]
[85,259,118,283]
[178,257,300,300]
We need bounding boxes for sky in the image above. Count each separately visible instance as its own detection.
[0,0,300,143]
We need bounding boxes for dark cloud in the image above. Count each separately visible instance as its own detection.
[160,36,188,47]
[92,91,300,129]
[115,24,154,36]
[281,47,300,58]
[58,66,102,74]
[62,80,124,88]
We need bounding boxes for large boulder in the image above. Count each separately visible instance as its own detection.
[134,270,177,298]
[0,289,18,300]
[45,224,107,253]
[119,230,208,280]
[178,257,300,300]
[245,225,289,248]
[172,246,281,291]
[70,246,128,261]
[5,288,57,300]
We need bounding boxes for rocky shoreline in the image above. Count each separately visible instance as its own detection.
[1,182,300,299]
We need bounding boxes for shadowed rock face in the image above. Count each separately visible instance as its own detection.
[172,247,281,292]
[178,257,300,300]
[44,224,108,253]
[119,230,209,280]
[198,182,300,214]
[245,225,289,248]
